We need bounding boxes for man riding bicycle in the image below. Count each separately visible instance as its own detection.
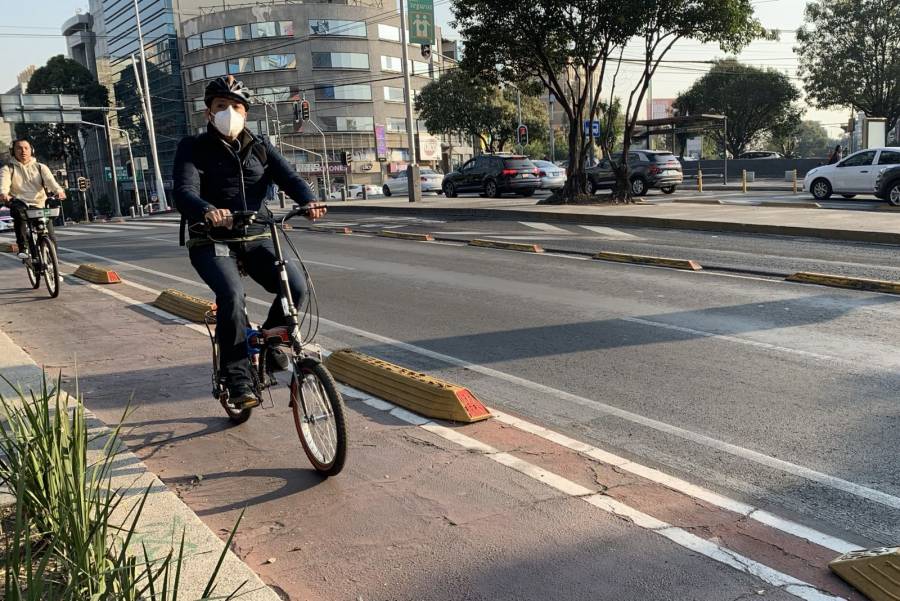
[174,76,325,410]
[0,138,66,259]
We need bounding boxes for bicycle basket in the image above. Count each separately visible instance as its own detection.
[25,207,60,219]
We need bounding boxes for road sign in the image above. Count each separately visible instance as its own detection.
[408,0,435,45]
[583,120,601,138]
[134,156,149,171]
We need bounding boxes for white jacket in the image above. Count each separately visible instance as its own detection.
[0,158,64,207]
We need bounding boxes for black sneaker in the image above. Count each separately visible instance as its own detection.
[267,347,290,372]
[227,385,260,410]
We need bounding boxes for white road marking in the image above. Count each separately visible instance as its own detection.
[519,221,570,233]
[142,236,175,243]
[29,259,865,579]
[579,225,639,239]
[66,225,129,233]
[49,247,900,511]
[54,230,90,236]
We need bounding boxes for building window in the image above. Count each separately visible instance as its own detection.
[320,116,375,131]
[228,57,253,74]
[256,86,292,102]
[381,56,403,72]
[410,60,429,76]
[278,21,294,36]
[251,21,278,38]
[187,34,202,52]
[315,84,372,101]
[389,148,410,161]
[384,87,417,102]
[308,19,367,37]
[377,24,400,41]
[201,29,224,47]
[224,24,250,42]
[254,54,296,71]
[386,117,407,133]
[312,52,369,69]
[205,61,227,78]
[192,98,206,112]
[189,65,206,82]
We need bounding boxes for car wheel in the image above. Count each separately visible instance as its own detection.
[588,179,597,195]
[484,179,499,198]
[443,182,457,198]
[382,185,392,197]
[888,183,900,207]
[841,194,856,199]
[660,185,677,194]
[811,178,832,200]
[630,177,648,196]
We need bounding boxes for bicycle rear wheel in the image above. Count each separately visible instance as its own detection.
[40,238,60,298]
[290,357,347,476]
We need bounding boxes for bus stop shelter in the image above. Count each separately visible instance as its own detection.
[633,114,728,183]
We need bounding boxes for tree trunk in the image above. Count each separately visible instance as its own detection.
[562,118,588,201]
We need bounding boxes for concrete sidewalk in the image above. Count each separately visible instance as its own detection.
[0,327,282,601]
[325,196,900,244]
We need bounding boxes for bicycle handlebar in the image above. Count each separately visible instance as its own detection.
[190,204,324,234]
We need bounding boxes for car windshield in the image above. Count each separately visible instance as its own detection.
[421,168,437,175]
[650,153,679,163]
[503,158,535,169]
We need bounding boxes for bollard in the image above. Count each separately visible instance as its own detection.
[139,204,145,217]
[340,188,347,202]
[279,191,286,209]
[792,169,798,194]
[741,169,747,193]
[362,185,368,200]
[697,169,703,193]
[130,206,136,218]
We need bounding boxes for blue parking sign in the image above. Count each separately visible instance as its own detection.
[583,120,602,138]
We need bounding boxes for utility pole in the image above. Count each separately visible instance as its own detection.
[398,0,421,202]
[132,0,168,211]
[102,112,122,217]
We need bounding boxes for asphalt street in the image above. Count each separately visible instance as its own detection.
[1,212,897,599]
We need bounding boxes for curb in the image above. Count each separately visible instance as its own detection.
[325,205,900,245]
[324,349,491,422]
[153,288,216,322]
[73,263,122,284]
[0,328,281,601]
[786,272,900,295]
[378,230,434,241]
[469,239,544,253]
[593,251,702,271]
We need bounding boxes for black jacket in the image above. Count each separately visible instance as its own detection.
[173,125,315,239]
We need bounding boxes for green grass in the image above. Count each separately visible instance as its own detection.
[0,373,247,600]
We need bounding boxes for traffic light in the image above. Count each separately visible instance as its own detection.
[300,99,310,121]
[340,151,351,166]
[77,177,89,192]
[517,124,528,146]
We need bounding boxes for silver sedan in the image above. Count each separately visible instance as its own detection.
[533,160,565,190]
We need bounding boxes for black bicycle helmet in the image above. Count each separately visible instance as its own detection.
[204,75,252,109]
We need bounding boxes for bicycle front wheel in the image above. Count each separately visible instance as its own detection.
[40,238,60,298]
[290,357,347,476]
[25,255,39,289]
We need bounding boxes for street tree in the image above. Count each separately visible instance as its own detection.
[674,59,801,158]
[604,2,768,201]
[796,0,900,133]
[767,120,836,159]
[453,0,633,200]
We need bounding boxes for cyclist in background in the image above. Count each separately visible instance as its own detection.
[173,75,326,410]
[0,139,66,259]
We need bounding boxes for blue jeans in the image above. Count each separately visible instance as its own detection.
[189,237,307,391]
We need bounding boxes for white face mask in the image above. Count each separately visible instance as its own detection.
[211,106,245,138]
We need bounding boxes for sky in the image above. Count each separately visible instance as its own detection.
[2,0,847,136]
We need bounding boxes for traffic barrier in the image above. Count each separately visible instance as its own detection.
[325,349,491,423]
[310,225,352,235]
[593,251,702,271]
[830,546,900,601]
[378,231,434,241]
[73,263,121,284]
[786,272,900,295]
[0,242,19,253]
[152,288,216,322]
[469,239,544,253]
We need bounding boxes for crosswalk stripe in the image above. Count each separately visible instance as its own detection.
[54,230,90,236]
[579,225,639,239]
[66,226,128,233]
[519,221,570,233]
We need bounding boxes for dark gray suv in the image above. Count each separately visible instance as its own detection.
[442,154,541,198]
[587,150,683,196]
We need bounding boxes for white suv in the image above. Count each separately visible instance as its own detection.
[803,147,900,200]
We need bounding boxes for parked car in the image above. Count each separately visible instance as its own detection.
[738,151,783,159]
[442,154,541,198]
[532,160,565,190]
[875,164,900,206]
[0,207,11,232]
[382,168,444,196]
[803,147,900,200]
[329,184,381,199]
[587,150,683,196]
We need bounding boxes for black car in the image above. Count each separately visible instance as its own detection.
[587,150,683,196]
[875,164,900,206]
[442,154,541,198]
